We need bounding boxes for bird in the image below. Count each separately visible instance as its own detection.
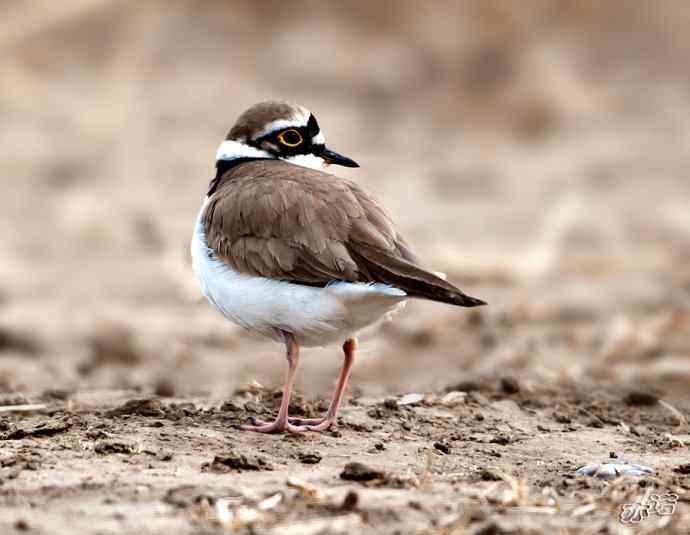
[191,100,485,433]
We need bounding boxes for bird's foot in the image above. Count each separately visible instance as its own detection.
[239,415,335,433]
[288,415,338,431]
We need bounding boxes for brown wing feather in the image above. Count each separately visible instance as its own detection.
[203,160,485,307]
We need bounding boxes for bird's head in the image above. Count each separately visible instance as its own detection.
[217,100,359,171]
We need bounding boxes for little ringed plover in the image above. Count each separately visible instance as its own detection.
[191,100,485,433]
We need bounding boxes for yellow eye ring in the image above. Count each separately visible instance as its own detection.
[277,129,303,147]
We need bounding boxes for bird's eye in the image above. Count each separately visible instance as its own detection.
[277,129,303,147]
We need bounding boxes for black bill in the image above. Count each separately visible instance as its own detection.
[320,147,359,168]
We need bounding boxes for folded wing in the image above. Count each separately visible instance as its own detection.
[203,160,485,307]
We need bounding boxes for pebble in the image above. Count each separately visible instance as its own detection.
[440,391,467,406]
[397,393,424,406]
[575,459,654,480]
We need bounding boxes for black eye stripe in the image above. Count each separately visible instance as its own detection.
[252,124,317,156]
[307,114,320,136]
[255,125,309,143]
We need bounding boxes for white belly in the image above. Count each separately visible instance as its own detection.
[190,199,407,347]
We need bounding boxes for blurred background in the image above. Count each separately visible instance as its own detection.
[1,0,689,400]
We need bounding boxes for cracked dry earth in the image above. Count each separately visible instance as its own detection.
[1,382,689,534]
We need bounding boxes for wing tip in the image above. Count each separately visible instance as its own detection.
[465,296,489,307]
[455,294,487,307]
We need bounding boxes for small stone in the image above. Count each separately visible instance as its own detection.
[575,461,654,480]
[397,393,424,406]
[440,391,467,406]
[235,380,264,395]
[469,392,491,407]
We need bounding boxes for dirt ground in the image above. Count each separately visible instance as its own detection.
[1,366,690,534]
[2,279,690,534]
[2,2,690,534]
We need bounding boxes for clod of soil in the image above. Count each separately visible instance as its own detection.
[340,462,385,481]
[1,416,72,440]
[445,381,482,393]
[552,411,572,424]
[202,451,274,472]
[154,379,176,397]
[42,389,71,401]
[298,452,322,464]
[499,377,521,395]
[340,490,359,511]
[79,324,142,375]
[479,467,503,481]
[623,391,659,407]
[94,440,139,455]
[0,326,39,355]
[0,394,31,406]
[163,485,233,508]
[1,453,42,471]
[14,519,30,531]
[107,399,166,418]
[488,434,512,445]
[674,463,690,474]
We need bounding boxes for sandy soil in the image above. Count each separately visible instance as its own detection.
[1,2,690,534]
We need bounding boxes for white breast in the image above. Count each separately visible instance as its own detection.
[190,198,407,347]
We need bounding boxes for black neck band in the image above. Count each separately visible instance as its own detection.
[207,158,268,196]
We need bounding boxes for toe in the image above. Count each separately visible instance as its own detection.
[288,416,327,426]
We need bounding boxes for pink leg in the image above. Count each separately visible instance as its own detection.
[239,331,308,434]
[288,337,357,431]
